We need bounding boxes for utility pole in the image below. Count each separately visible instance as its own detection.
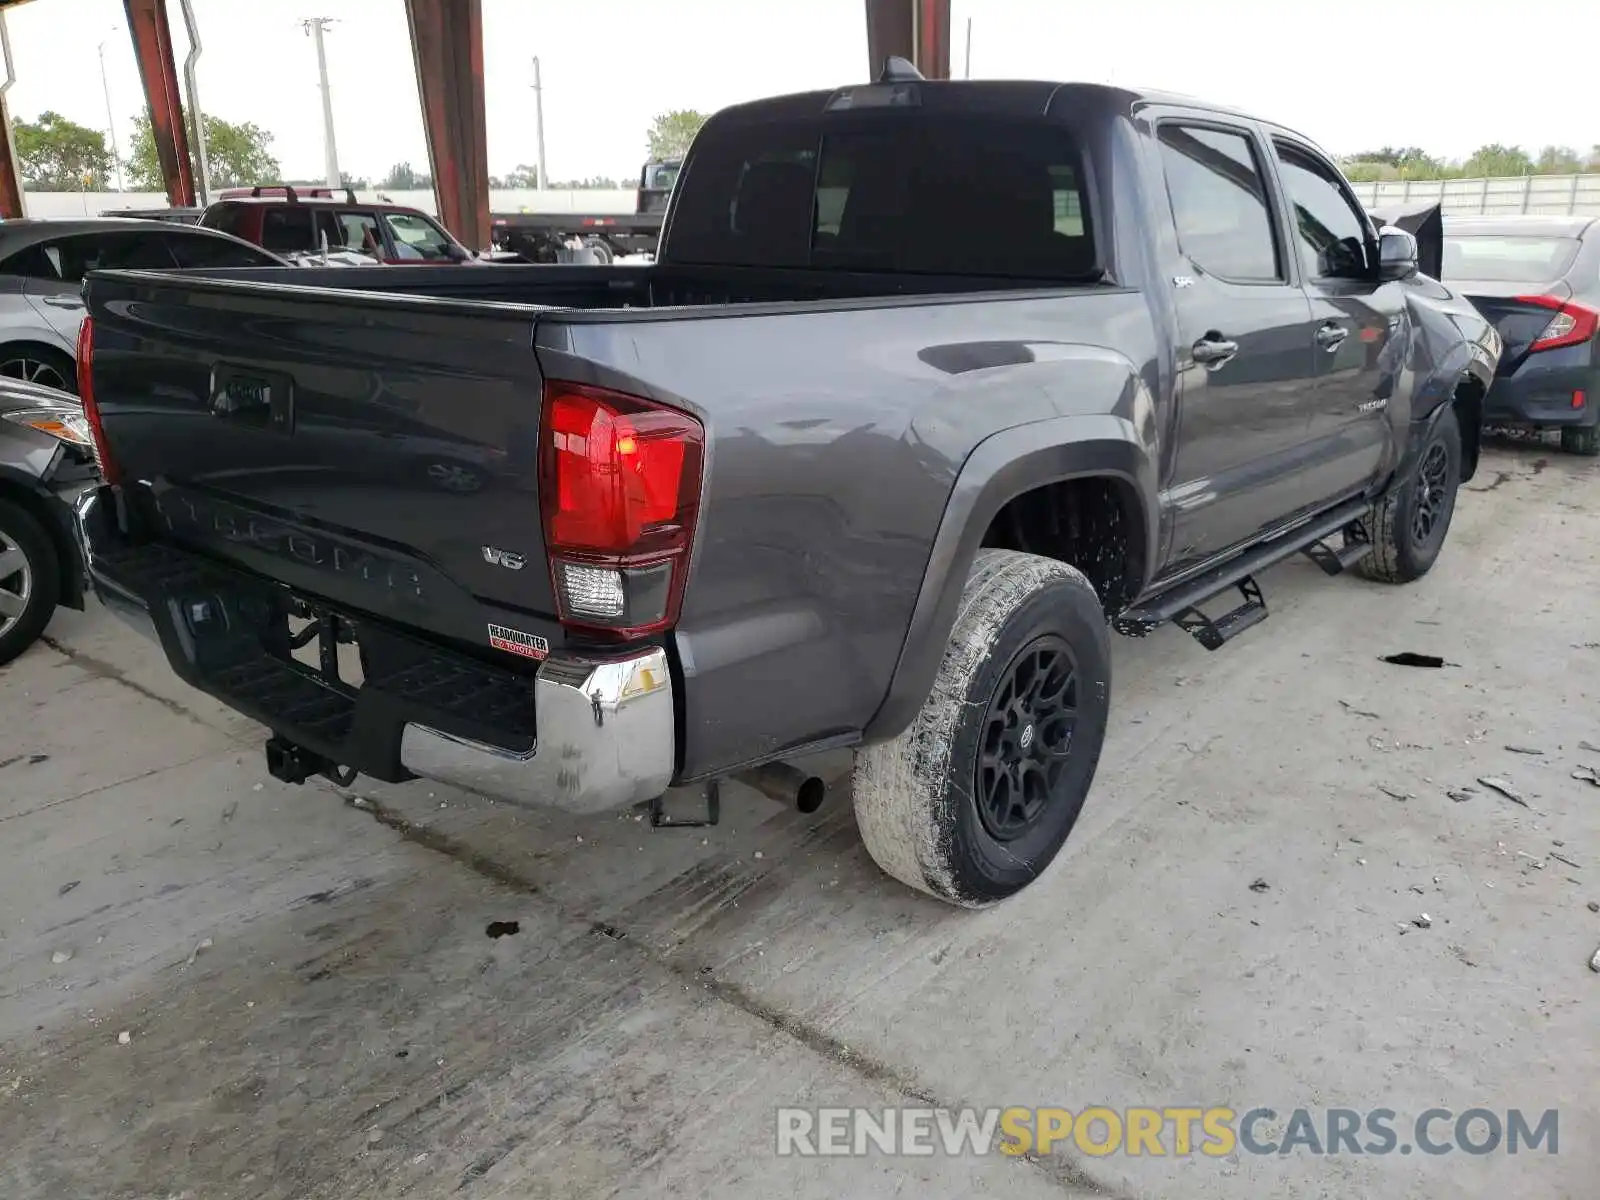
[303,17,341,190]
[963,17,972,78]
[97,38,125,192]
[531,56,548,190]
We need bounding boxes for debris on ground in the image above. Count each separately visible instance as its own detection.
[116,1031,131,1045]
[1478,776,1531,808]
[185,937,213,966]
[1339,700,1381,719]
[1591,947,1600,974]
[1505,745,1545,756]
[1573,766,1600,788]
[50,950,71,965]
[1379,785,1415,802]
[1447,787,1477,802]
[350,796,373,810]
[1580,740,1600,754]
[1549,852,1581,870]
[485,921,520,939]
[1413,914,1433,929]
[1381,652,1446,668]
[1588,901,1599,913]
[58,880,79,896]
[1249,878,1270,893]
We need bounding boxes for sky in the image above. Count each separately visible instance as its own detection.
[3,0,1597,186]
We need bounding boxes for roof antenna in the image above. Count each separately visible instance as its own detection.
[878,55,923,83]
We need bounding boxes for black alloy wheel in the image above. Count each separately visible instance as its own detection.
[977,636,1079,841]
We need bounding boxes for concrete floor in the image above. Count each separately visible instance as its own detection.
[1,438,1596,1200]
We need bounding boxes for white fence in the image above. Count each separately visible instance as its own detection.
[1351,174,1600,217]
[14,187,640,219]
[22,174,1600,223]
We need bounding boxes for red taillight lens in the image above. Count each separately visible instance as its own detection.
[74,317,121,484]
[1515,294,1600,353]
[538,380,703,636]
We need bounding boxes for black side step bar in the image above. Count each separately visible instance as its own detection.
[1115,497,1371,650]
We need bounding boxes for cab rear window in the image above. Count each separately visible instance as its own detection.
[666,114,1097,281]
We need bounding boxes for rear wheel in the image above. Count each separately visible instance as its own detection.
[0,499,60,666]
[1560,424,1599,457]
[1352,406,1461,584]
[0,346,74,394]
[852,549,1111,907]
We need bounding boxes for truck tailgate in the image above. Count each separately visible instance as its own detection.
[87,272,558,646]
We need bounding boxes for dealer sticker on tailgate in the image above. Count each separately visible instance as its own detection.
[487,624,550,661]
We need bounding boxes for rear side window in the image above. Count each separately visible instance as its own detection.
[0,243,63,279]
[260,207,315,253]
[168,232,281,268]
[202,205,248,238]
[1441,235,1581,284]
[667,116,1097,280]
[317,210,383,257]
[95,233,180,270]
[1158,124,1281,283]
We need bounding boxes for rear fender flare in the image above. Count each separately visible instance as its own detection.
[862,414,1157,742]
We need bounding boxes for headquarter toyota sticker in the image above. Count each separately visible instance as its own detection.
[487,623,550,661]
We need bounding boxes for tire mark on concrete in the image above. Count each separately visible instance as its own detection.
[38,635,216,731]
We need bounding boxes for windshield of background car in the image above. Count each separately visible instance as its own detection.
[665,114,1097,280]
[1442,234,1581,284]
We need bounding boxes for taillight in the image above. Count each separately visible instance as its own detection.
[1515,294,1600,353]
[538,380,704,637]
[74,317,121,484]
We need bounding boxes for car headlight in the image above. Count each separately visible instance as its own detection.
[1,410,94,446]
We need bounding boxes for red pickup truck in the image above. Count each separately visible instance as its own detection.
[198,186,479,265]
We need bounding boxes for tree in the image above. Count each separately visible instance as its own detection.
[1534,145,1582,175]
[126,112,281,190]
[380,161,430,190]
[645,110,708,160]
[11,111,114,190]
[1461,144,1533,178]
[1343,146,1446,180]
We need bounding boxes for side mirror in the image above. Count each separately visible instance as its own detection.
[1377,227,1419,281]
[443,243,469,262]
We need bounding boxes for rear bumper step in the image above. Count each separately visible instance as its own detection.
[76,487,675,815]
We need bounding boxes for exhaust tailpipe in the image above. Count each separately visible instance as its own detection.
[738,762,828,814]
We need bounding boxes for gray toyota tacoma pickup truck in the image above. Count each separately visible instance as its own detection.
[73,64,1500,906]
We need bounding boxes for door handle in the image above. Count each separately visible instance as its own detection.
[1191,335,1239,368]
[39,295,82,309]
[1316,323,1348,351]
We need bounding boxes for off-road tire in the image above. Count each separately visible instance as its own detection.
[852,549,1111,907]
[1560,424,1599,457]
[0,498,60,667]
[1353,406,1462,584]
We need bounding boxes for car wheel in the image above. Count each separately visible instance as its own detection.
[0,499,61,666]
[0,347,75,394]
[852,549,1111,907]
[1560,424,1599,457]
[1352,405,1461,584]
